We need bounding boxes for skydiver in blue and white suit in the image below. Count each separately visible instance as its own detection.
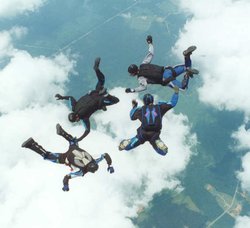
[119,86,179,156]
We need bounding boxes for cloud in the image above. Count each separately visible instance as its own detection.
[0,25,197,228]
[0,0,46,18]
[234,216,250,228]
[0,44,197,228]
[0,27,27,59]
[174,0,250,115]
[0,87,197,228]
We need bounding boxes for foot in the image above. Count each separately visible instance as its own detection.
[102,105,107,111]
[183,46,197,56]
[22,137,35,148]
[186,68,199,78]
[93,57,101,71]
[56,123,62,135]
[118,139,130,151]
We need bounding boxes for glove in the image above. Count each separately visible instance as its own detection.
[107,166,114,174]
[62,184,69,191]
[146,35,153,44]
[55,94,63,100]
[173,86,179,94]
[125,88,134,93]
[132,99,138,108]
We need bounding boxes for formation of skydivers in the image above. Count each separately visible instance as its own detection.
[22,35,199,191]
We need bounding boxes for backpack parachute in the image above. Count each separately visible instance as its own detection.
[141,105,162,131]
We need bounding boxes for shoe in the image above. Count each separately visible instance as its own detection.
[186,68,199,78]
[93,57,101,71]
[118,140,130,151]
[22,137,35,148]
[56,123,62,135]
[183,46,197,56]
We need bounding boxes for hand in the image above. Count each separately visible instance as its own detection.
[62,184,69,191]
[173,86,179,94]
[146,35,153,44]
[132,99,138,108]
[55,94,63,100]
[125,88,134,93]
[107,166,114,174]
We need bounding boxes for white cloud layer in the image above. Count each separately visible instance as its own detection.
[234,215,250,228]
[0,28,197,227]
[174,0,250,115]
[0,0,46,18]
[174,1,250,226]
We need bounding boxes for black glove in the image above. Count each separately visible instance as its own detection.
[55,94,63,100]
[146,35,153,44]
[107,166,114,174]
[125,88,134,93]
[132,99,138,108]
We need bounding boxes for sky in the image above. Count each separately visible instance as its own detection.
[0,0,250,227]
[0,1,196,227]
[175,0,250,227]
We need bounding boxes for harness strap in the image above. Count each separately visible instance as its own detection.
[165,66,177,77]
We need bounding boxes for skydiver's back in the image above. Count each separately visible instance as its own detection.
[74,91,102,118]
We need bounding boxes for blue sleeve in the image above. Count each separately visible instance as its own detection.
[168,92,178,107]
[158,93,178,108]
[130,106,140,120]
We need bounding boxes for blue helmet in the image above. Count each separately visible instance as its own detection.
[143,93,154,105]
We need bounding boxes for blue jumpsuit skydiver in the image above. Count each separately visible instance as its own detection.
[21,124,114,191]
[119,87,179,156]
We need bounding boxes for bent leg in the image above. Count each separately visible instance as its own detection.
[119,136,143,151]
[93,58,105,91]
[150,136,168,156]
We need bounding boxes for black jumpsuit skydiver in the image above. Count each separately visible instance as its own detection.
[55,58,119,141]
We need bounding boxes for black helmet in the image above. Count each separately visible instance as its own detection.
[68,112,77,122]
[87,162,99,173]
[128,64,138,75]
[143,93,154,105]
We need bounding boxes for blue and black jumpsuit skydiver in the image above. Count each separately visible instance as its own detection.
[21,124,114,191]
[55,59,119,140]
[131,46,198,92]
[119,91,178,155]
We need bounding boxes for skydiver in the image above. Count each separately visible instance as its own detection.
[21,124,114,191]
[119,86,179,155]
[125,35,199,93]
[55,57,119,141]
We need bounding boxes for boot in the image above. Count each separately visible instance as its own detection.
[186,68,199,78]
[93,57,101,71]
[183,46,197,56]
[56,124,74,141]
[22,137,47,157]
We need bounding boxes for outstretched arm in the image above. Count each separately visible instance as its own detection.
[95,153,114,173]
[55,94,77,111]
[142,35,154,64]
[130,100,142,121]
[159,87,179,115]
[126,76,148,93]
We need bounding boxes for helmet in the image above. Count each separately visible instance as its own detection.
[68,112,77,122]
[87,162,99,173]
[143,93,154,105]
[128,64,138,75]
